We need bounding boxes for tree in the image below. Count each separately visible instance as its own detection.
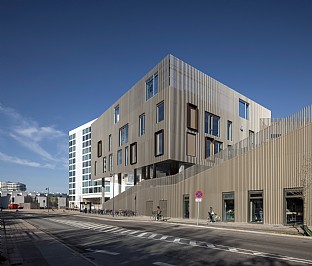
[299,154,312,225]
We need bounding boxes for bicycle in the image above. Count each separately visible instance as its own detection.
[208,213,221,223]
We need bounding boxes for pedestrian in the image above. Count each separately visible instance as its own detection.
[208,206,215,223]
[156,206,162,221]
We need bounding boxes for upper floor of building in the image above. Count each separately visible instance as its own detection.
[91,55,271,179]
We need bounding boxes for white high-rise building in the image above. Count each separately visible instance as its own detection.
[69,119,106,209]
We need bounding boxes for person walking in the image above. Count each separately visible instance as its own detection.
[156,206,162,221]
[208,206,215,223]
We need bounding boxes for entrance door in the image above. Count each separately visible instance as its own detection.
[223,192,235,221]
[183,194,190,218]
[146,201,153,216]
[159,200,167,217]
[285,189,303,224]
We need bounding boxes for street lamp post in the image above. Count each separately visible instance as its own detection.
[45,187,49,213]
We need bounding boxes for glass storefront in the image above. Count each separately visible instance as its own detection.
[285,188,303,224]
[249,191,263,223]
[223,192,235,221]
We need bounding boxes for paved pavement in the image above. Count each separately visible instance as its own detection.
[0,209,309,265]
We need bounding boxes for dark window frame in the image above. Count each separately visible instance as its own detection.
[155,129,164,157]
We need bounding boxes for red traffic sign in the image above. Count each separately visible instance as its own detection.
[195,190,204,199]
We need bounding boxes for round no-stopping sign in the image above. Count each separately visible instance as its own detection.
[195,190,204,199]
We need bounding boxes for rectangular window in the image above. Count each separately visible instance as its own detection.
[109,134,112,152]
[146,72,158,100]
[97,141,102,157]
[157,101,164,123]
[205,138,222,158]
[205,137,213,158]
[227,121,232,141]
[239,99,249,120]
[249,130,255,146]
[117,149,122,165]
[186,132,196,157]
[155,130,164,156]
[125,146,129,166]
[214,141,223,154]
[109,154,113,172]
[94,161,97,176]
[187,103,198,131]
[139,114,145,136]
[130,142,137,165]
[103,157,106,173]
[119,124,128,146]
[114,105,120,124]
[205,112,220,137]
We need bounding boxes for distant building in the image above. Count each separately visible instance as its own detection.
[0,181,26,191]
[69,120,105,210]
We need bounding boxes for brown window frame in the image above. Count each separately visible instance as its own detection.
[187,103,198,131]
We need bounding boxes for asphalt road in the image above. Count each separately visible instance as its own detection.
[11,212,312,265]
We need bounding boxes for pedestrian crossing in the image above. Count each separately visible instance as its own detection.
[47,218,312,265]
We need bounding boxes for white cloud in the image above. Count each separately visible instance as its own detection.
[0,152,55,169]
[0,103,67,168]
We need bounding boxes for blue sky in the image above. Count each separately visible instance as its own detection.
[1,0,312,193]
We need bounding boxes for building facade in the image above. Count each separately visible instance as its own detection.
[102,105,312,225]
[88,54,311,225]
[91,55,270,196]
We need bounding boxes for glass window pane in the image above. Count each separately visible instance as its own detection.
[157,102,164,123]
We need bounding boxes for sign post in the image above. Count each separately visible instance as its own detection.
[195,190,204,226]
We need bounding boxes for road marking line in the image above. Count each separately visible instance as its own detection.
[206,243,215,248]
[160,236,168,240]
[148,234,158,239]
[190,241,197,246]
[153,262,176,266]
[173,238,180,243]
[229,248,238,252]
[86,248,119,255]
[137,232,149,237]
[128,231,140,235]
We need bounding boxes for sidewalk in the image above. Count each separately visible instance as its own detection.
[59,209,304,237]
[0,211,95,266]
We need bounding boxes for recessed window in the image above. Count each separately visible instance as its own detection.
[205,112,220,137]
[109,134,112,152]
[187,103,198,131]
[214,141,223,154]
[114,105,120,124]
[139,114,145,136]
[186,132,196,157]
[227,121,232,141]
[103,157,106,173]
[239,99,249,120]
[117,149,122,165]
[249,130,255,146]
[157,101,164,123]
[155,130,164,156]
[146,72,158,101]
[205,138,223,158]
[130,142,137,165]
[109,154,113,172]
[125,146,129,166]
[119,124,129,146]
[97,141,102,157]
